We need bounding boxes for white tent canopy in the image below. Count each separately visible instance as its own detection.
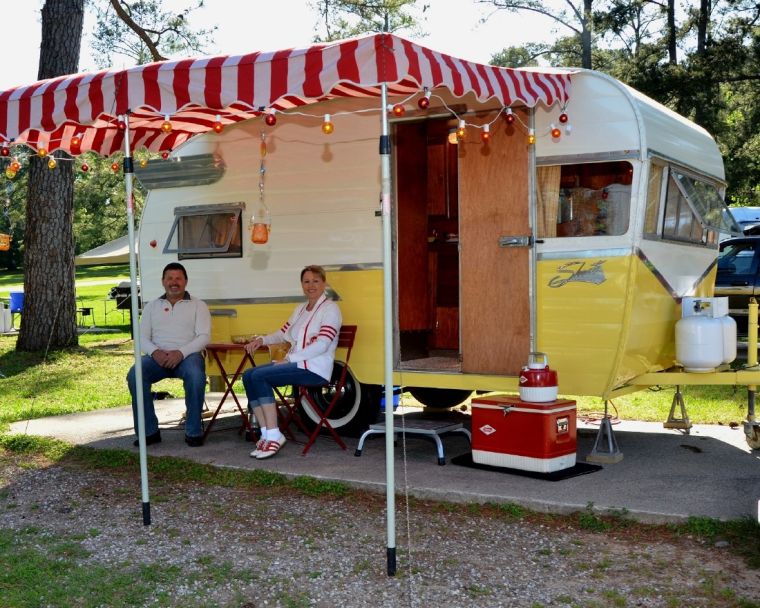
[75,235,133,266]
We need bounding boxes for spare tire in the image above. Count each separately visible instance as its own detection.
[298,362,380,436]
[407,387,472,410]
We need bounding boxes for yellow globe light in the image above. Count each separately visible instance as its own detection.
[321,114,334,135]
[47,158,57,169]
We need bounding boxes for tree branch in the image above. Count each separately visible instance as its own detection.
[109,0,166,62]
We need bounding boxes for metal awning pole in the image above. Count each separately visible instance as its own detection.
[122,114,151,525]
[379,82,396,576]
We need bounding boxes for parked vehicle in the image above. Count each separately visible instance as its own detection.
[134,57,736,433]
[714,236,760,334]
[727,206,760,234]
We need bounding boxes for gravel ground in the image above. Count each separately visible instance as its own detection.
[1,455,759,608]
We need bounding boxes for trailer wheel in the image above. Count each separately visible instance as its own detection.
[407,387,473,410]
[298,362,380,436]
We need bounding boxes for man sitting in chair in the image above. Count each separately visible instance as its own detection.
[127,262,211,447]
[242,265,342,459]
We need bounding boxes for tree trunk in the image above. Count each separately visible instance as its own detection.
[697,0,710,56]
[667,0,677,64]
[581,0,593,69]
[16,0,84,352]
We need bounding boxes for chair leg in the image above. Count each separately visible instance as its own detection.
[301,394,347,455]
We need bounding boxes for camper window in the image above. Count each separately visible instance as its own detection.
[164,203,244,259]
[661,171,726,246]
[537,161,632,237]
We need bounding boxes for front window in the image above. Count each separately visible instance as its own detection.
[164,203,244,260]
[537,161,633,237]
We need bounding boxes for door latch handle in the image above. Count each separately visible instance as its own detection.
[498,235,533,247]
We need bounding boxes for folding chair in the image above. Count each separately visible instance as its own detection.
[278,325,357,455]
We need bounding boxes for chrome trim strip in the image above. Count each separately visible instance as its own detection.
[209,309,237,317]
[204,289,341,307]
[536,150,640,165]
[537,248,631,261]
[321,262,383,272]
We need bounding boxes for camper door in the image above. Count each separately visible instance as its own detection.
[394,113,530,375]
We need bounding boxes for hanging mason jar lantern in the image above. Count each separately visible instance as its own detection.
[249,132,271,244]
[249,207,271,244]
[0,233,10,251]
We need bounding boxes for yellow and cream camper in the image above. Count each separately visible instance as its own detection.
[135,66,736,434]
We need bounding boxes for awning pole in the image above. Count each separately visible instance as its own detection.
[122,114,151,525]
[380,82,396,576]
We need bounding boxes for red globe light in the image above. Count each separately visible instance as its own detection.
[161,151,169,159]
[481,131,490,143]
[392,104,405,117]
[418,96,430,110]
[213,121,224,133]
[150,239,157,248]
[265,113,277,126]
[504,113,515,125]
[118,120,126,130]
[81,163,89,172]
[559,113,569,124]
[1,146,9,156]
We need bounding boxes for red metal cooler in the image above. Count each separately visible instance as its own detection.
[471,395,577,472]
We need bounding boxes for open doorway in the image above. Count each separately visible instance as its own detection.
[394,111,531,376]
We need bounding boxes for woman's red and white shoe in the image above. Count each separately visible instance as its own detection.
[249,437,266,458]
[256,436,287,459]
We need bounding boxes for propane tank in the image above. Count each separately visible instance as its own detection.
[518,352,559,402]
[719,314,737,364]
[675,315,724,372]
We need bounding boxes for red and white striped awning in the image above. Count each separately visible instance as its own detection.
[0,33,572,157]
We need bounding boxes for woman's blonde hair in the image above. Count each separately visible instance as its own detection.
[300,265,326,281]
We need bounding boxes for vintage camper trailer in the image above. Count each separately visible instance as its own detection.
[134,55,736,433]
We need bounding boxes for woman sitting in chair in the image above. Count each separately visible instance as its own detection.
[242,265,342,459]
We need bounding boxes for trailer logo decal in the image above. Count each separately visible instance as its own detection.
[479,424,497,436]
[548,260,606,288]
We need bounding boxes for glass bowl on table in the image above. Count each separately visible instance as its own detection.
[268,341,292,361]
[231,334,258,345]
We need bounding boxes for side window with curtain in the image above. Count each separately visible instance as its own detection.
[536,161,633,238]
[164,203,244,260]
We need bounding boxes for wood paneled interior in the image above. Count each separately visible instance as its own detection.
[458,110,530,374]
[433,306,459,349]
[395,121,431,331]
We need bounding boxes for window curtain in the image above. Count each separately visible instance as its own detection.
[537,166,561,237]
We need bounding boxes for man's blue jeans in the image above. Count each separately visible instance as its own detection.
[242,362,325,409]
[127,352,206,438]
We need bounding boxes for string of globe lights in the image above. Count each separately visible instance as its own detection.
[0,87,570,180]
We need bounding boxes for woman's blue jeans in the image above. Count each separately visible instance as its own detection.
[242,362,325,409]
[127,352,206,438]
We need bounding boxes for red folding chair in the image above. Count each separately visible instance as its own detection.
[280,325,357,455]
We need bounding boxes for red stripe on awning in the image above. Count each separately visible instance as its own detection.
[172,59,194,110]
[236,53,259,106]
[141,64,162,110]
[302,46,324,98]
[269,50,293,105]
[337,39,361,85]
[204,56,227,109]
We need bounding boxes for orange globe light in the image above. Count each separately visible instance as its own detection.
[551,127,561,139]
[47,158,57,169]
[213,121,224,133]
[71,135,81,148]
[481,131,490,142]
[37,148,47,158]
[322,115,334,135]
[10,160,21,172]
[111,161,120,172]
[160,115,172,133]
[392,104,405,117]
